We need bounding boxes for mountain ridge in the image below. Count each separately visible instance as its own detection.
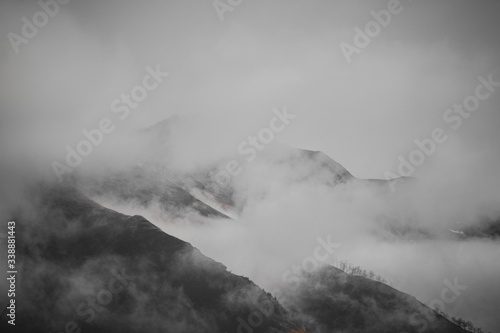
[1,183,472,332]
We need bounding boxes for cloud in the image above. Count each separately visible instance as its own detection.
[1,0,499,331]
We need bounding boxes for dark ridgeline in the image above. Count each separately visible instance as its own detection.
[0,181,470,333]
[2,185,301,333]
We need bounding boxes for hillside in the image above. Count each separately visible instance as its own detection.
[282,266,470,333]
[1,185,301,333]
[1,183,472,332]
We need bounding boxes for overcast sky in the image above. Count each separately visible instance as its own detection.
[1,0,499,180]
[1,1,500,331]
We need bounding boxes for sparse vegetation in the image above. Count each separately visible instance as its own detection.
[333,260,390,285]
[435,308,490,333]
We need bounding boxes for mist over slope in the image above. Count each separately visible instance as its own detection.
[48,116,496,332]
[0,114,496,332]
[1,0,500,332]
[1,185,303,333]
[283,266,470,333]
[1,183,473,333]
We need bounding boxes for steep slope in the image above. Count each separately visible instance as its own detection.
[1,185,302,333]
[282,266,469,333]
[289,149,353,184]
[78,165,231,220]
[0,183,472,333]
[75,146,355,222]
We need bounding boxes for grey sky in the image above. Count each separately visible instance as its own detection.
[1,1,500,331]
[1,0,499,179]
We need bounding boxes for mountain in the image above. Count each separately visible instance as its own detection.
[1,183,470,333]
[1,185,303,333]
[453,217,500,239]
[77,165,231,220]
[282,266,469,333]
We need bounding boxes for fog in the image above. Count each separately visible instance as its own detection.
[1,0,500,331]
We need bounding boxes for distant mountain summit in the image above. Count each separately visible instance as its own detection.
[6,116,487,331]
[287,149,353,184]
